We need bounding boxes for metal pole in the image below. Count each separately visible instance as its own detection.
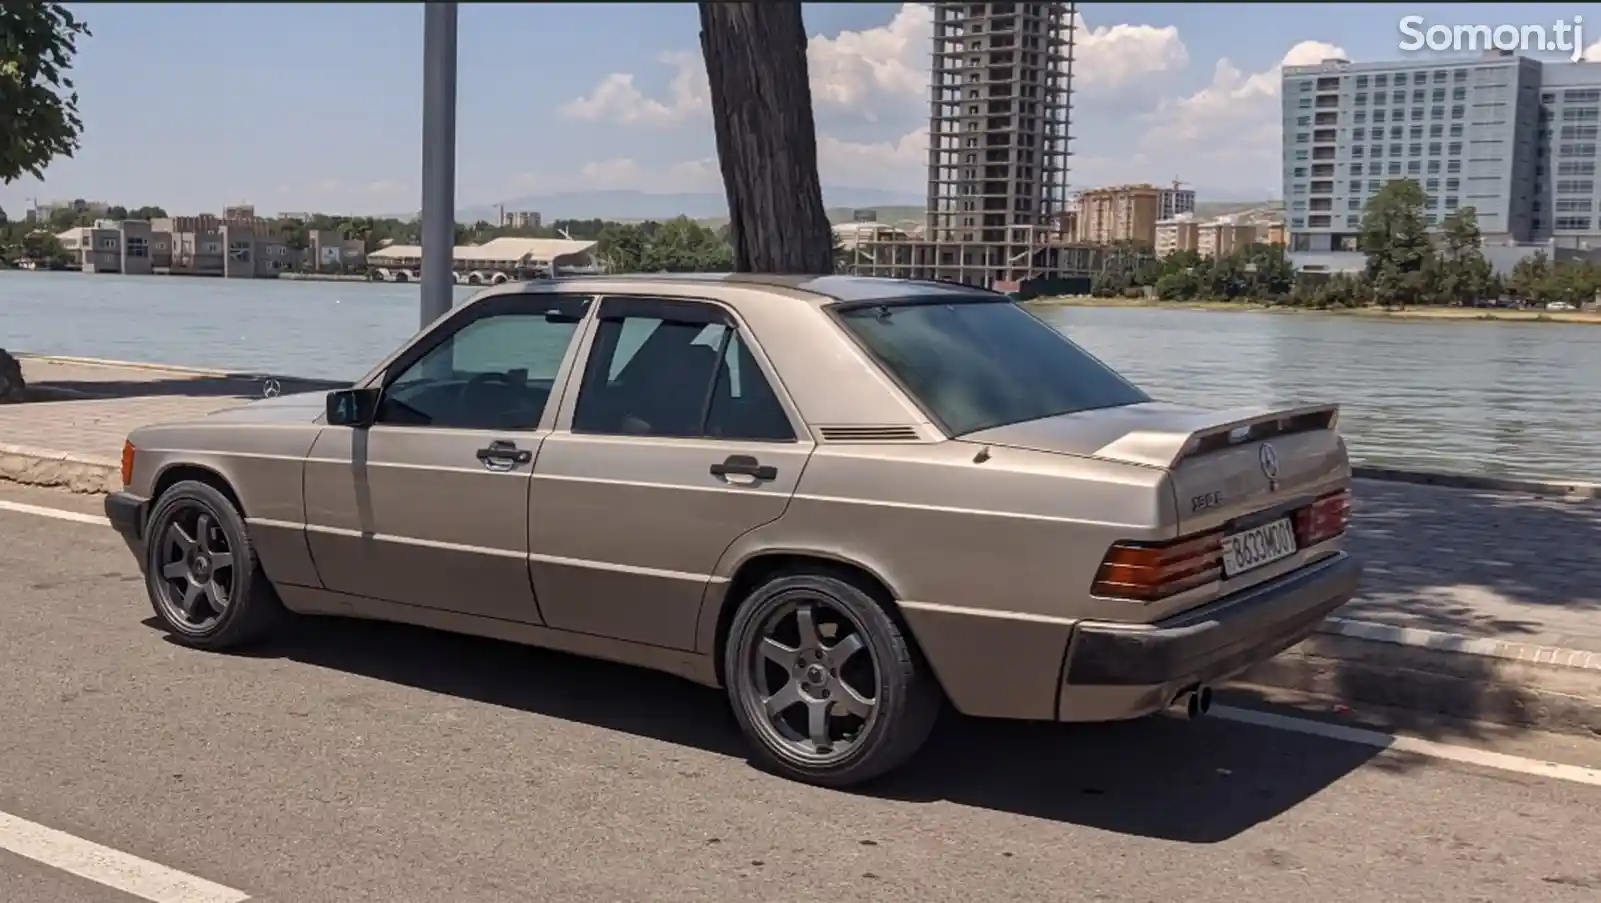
[420,2,459,329]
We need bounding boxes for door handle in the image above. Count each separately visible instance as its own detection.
[475,439,533,470]
[709,454,778,481]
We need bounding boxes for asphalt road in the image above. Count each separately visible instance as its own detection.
[2,482,1601,903]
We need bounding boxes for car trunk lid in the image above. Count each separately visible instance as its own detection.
[965,401,1351,607]
[962,400,1350,591]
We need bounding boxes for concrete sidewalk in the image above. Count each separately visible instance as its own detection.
[3,356,1600,733]
[0,356,339,491]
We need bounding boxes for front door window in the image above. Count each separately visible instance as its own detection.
[377,296,592,431]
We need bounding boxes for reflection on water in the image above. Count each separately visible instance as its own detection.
[4,271,1599,482]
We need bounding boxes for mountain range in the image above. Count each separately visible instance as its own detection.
[443,187,922,225]
[428,185,1279,225]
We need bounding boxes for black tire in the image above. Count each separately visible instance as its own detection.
[143,480,285,650]
[723,570,941,787]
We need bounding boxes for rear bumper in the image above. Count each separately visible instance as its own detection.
[104,491,148,544]
[1056,552,1361,721]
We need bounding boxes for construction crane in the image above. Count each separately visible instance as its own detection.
[1170,176,1189,193]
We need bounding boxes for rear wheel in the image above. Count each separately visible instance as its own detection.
[144,480,285,650]
[724,570,940,787]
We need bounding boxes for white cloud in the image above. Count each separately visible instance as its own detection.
[818,127,928,191]
[560,5,1190,129]
[558,51,707,125]
[807,3,931,119]
[1133,40,1347,192]
[1072,13,1189,96]
[553,4,1192,193]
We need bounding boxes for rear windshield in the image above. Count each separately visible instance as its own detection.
[835,298,1150,436]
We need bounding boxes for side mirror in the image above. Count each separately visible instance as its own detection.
[326,387,380,427]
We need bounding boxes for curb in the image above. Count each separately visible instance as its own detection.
[1238,630,1601,739]
[1317,615,1601,671]
[0,443,120,494]
[1232,615,1601,738]
[1353,465,1601,500]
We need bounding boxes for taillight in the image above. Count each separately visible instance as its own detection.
[1092,532,1223,602]
[120,440,136,487]
[1295,488,1351,546]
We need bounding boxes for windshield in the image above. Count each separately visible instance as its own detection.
[835,298,1150,436]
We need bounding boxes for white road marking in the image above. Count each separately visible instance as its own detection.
[1214,705,1601,787]
[0,498,109,526]
[0,810,249,903]
[3,495,1601,790]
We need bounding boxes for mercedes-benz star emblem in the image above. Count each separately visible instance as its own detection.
[1259,442,1280,480]
[262,378,282,399]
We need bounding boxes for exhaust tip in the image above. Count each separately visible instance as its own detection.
[1174,685,1214,720]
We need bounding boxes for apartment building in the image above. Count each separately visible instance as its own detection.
[1282,51,1601,256]
[306,229,368,270]
[31,198,112,225]
[1074,184,1162,246]
[146,215,291,278]
[1158,187,1196,220]
[55,220,161,275]
[1154,213,1271,259]
[503,210,542,230]
[1154,213,1199,256]
[1537,66,1601,244]
[1196,218,1258,258]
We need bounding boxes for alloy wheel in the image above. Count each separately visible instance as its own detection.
[153,503,237,631]
[742,594,882,766]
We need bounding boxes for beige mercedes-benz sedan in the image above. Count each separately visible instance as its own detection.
[105,274,1360,787]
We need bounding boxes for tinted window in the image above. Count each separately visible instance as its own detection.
[377,298,590,430]
[836,299,1148,436]
[573,301,794,441]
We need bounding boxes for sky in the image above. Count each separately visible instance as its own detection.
[3,2,1598,218]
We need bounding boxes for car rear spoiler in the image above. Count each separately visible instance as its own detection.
[1091,402,1341,470]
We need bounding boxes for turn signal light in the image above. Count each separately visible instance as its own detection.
[120,440,136,487]
[1295,488,1351,546]
[1092,532,1223,602]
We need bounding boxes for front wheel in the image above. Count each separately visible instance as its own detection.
[144,480,285,650]
[724,571,941,787]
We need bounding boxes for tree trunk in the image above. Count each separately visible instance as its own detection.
[0,349,27,403]
[698,2,833,275]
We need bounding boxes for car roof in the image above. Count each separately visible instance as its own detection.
[478,273,1006,307]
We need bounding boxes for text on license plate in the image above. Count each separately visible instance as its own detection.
[1221,518,1298,577]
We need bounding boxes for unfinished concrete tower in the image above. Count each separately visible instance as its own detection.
[926,1,1074,247]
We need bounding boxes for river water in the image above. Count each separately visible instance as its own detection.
[4,270,1599,482]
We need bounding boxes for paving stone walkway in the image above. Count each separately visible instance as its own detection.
[5,357,1599,653]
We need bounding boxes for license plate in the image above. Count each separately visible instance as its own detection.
[1221,518,1298,577]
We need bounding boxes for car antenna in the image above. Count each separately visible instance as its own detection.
[972,445,992,464]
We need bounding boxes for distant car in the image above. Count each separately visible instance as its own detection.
[104,275,1360,787]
